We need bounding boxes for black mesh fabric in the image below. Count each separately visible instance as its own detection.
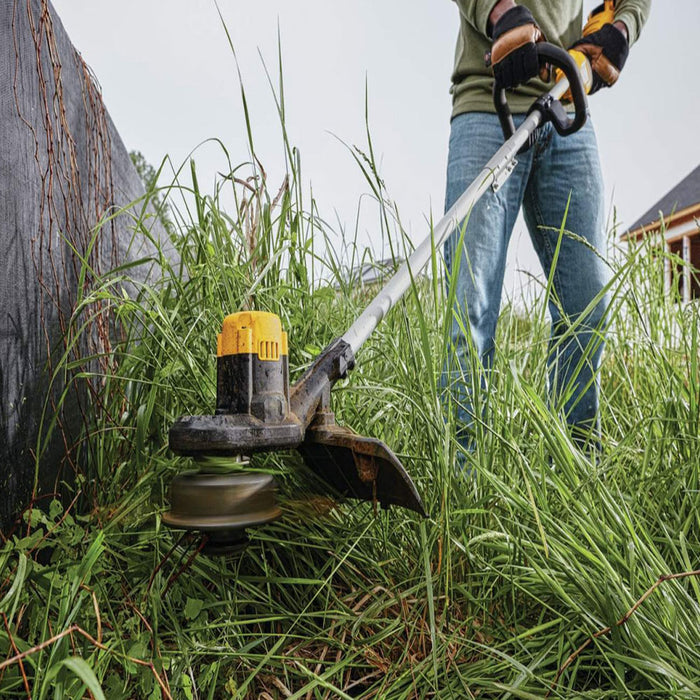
[0,0,167,528]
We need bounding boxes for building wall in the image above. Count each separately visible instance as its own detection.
[666,227,700,302]
[690,234,700,299]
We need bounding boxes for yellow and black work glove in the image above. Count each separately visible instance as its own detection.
[570,11,629,94]
[488,6,547,90]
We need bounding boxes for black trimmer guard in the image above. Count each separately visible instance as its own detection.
[298,412,426,517]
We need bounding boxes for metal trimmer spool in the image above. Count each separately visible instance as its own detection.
[162,468,281,555]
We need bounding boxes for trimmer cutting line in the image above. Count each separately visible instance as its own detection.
[164,43,594,554]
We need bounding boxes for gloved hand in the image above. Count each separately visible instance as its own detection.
[488,5,547,90]
[570,22,629,94]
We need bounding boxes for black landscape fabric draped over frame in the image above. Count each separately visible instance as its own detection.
[0,0,168,529]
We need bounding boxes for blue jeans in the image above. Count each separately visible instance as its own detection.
[443,112,609,452]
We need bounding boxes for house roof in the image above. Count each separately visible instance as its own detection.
[333,257,401,290]
[356,258,399,286]
[627,163,700,235]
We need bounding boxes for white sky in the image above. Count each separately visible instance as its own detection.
[53,1,700,298]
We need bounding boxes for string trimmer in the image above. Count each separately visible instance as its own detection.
[164,43,592,554]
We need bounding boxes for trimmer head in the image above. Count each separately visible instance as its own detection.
[169,312,303,456]
[162,469,281,553]
[165,311,425,553]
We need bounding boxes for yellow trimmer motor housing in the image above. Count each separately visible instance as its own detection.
[216,311,289,420]
[170,311,304,455]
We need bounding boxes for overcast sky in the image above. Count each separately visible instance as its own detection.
[53,1,700,298]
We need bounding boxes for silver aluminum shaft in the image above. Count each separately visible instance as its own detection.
[341,79,570,354]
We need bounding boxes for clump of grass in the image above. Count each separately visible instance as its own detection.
[1,56,699,700]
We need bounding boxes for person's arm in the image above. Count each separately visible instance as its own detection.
[453,1,546,89]
[452,0,512,38]
[613,0,651,46]
[612,21,628,42]
[570,0,650,94]
[487,0,516,36]
[454,1,553,91]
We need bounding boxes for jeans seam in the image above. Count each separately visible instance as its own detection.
[533,124,553,162]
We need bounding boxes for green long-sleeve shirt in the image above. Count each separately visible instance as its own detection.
[451,0,650,117]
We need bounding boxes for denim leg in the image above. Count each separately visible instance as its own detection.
[521,120,609,445]
[442,113,533,450]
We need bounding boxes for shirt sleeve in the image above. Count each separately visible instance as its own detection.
[452,0,502,38]
[614,0,651,46]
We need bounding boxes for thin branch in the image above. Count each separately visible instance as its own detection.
[0,624,77,673]
[163,535,207,596]
[2,613,31,698]
[0,623,173,699]
[146,530,189,595]
[547,569,700,698]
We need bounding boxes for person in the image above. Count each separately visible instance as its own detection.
[443,0,650,459]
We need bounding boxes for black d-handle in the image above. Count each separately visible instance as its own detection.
[493,42,588,144]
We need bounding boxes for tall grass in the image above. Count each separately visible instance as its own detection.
[1,66,699,699]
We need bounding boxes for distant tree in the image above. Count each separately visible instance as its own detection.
[130,150,173,234]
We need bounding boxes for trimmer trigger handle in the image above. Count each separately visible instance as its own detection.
[493,41,589,144]
[531,43,588,137]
